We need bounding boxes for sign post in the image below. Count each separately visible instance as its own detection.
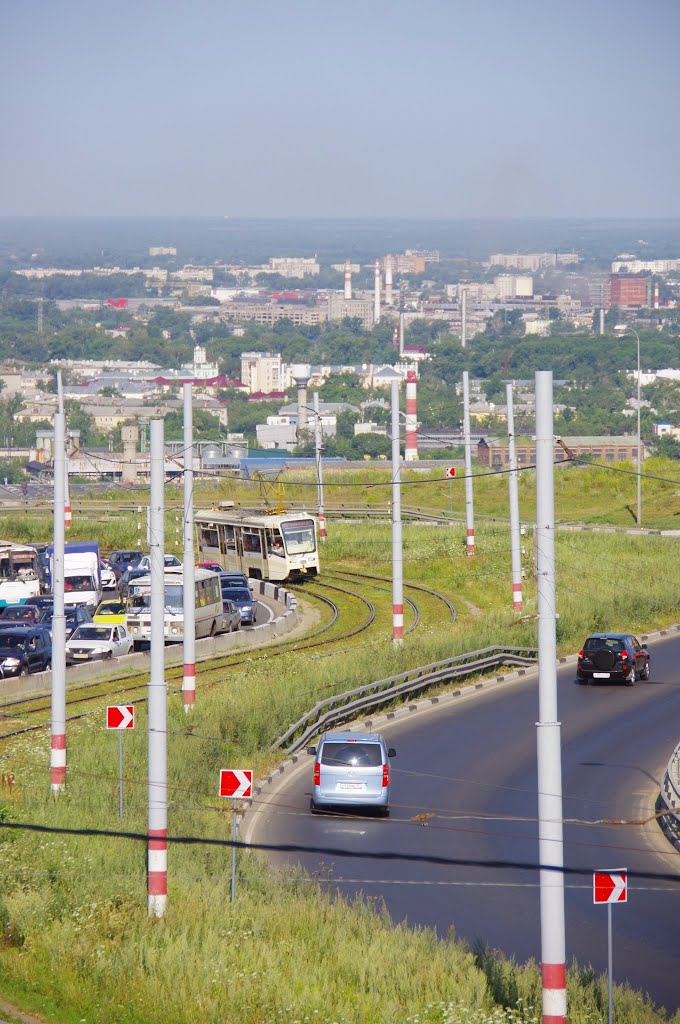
[219,769,253,903]
[593,869,627,1024]
[107,705,135,817]
[445,467,456,514]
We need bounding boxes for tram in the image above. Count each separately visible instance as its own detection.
[194,508,319,582]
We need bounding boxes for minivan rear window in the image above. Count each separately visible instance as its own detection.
[321,742,383,767]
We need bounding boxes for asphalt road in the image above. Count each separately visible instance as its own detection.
[249,632,680,1015]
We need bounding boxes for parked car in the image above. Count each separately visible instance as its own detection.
[65,623,134,664]
[118,567,149,600]
[227,586,257,625]
[38,605,93,640]
[197,561,224,573]
[221,598,241,633]
[308,731,397,816]
[0,603,42,625]
[100,561,117,590]
[107,550,143,581]
[93,599,127,625]
[0,625,52,676]
[576,633,650,685]
[135,553,182,574]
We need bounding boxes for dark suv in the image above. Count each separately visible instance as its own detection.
[108,550,143,581]
[577,633,650,686]
[0,625,52,676]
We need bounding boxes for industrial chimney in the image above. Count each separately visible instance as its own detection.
[344,260,352,300]
[385,259,393,305]
[404,370,418,462]
[291,363,312,441]
[373,260,381,325]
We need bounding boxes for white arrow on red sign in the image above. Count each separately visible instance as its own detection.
[219,769,253,799]
[106,705,135,730]
[593,869,627,904]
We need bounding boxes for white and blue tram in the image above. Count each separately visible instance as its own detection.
[195,508,319,582]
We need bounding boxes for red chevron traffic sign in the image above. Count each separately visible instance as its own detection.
[219,769,253,799]
[106,705,135,730]
[593,869,627,904]
[445,467,457,478]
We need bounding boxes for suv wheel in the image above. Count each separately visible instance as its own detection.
[641,661,651,681]
[624,666,635,686]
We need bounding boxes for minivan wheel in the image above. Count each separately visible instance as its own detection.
[19,664,29,676]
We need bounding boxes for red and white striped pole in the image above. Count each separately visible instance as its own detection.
[391,379,404,644]
[64,458,72,530]
[462,370,475,556]
[404,370,418,462]
[51,377,67,792]
[148,418,168,917]
[344,259,352,300]
[182,383,196,712]
[313,392,327,541]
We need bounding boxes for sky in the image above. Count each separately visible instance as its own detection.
[2,0,679,219]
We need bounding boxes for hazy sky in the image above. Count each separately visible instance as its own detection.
[2,0,679,218]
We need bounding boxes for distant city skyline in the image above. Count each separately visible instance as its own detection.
[2,0,679,219]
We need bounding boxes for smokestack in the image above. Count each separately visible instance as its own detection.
[404,370,418,462]
[653,282,660,309]
[374,260,381,325]
[385,259,393,305]
[599,308,605,336]
[291,364,312,441]
[399,309,405,357]
[344,259,352,300]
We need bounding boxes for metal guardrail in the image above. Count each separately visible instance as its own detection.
[271,645,538,755]
[657,743,680,849]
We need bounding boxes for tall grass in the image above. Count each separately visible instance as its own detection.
[0,522,679,1022]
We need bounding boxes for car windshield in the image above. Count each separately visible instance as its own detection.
[584,637,625,651]
[97,602,125,616]
[2,608,33,619]
[72,626,112,641]
[0,636,28,652]
[321,742,383,767]
[230,589,252,602]
[64,575,95,592]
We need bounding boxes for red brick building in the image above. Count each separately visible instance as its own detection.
[609,274,650,308]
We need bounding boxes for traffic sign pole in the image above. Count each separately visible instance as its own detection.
[219,770,253,903]
[118,730,124,818]
[608,903,613,1024]
[230,798,237,903]
[593,869,627,1024]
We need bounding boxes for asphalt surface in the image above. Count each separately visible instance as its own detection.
[249,633,680,1015]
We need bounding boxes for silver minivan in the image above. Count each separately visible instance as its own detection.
[308,731,396,816]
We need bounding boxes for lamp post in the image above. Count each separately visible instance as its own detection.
[615,325,642,526]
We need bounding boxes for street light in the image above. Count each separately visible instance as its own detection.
[614,324,642,526]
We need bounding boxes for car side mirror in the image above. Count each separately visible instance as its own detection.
[307,745,317,756]
[388,748,396,758]
[641,643,648,650]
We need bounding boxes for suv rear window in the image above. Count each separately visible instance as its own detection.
[584,637,624,651]
[321,742,383,767]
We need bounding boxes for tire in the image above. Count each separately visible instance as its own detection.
[310,799,318,814]
[624,666,635,686]
[19,664,29,676]
[576,675,586,685]
[379,806,390,819]
[104,651,113,660]
[641,660,651,681]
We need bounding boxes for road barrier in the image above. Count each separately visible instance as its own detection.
[271,645,538,755]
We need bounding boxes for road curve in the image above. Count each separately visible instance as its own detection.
[247,632,680,1015]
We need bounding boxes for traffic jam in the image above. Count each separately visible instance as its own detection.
[0,543,261,676]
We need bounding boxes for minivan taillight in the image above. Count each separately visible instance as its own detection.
[382,764,389,788]
[313,762,320,786]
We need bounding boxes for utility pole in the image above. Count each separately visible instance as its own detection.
[148,418,168,917]
[506,381,522,612]
[535,371,567,1024]
[461,289,475,554]
[182,384,196,712]
[313,392,326,541]
[390,379,404,644]
[50,376,66,793]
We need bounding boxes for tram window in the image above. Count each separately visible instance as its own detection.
[200,526,219,549]
[281,520,316,553]
[218,524,235,554]
[243,531,261,553]
[267,530,284,555]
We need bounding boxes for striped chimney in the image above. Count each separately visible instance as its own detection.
[404,370,418,462]
[344,259,352,300]
[374,260,381,324]
[385,259,393,305]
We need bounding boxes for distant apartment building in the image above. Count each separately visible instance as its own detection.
[149,246,177,256]
[380,253,426,275]
[220,303,326,327]
[446,282,497,302]
[240,353,284,395]
[489,252,579,271]
[172,265,214,283]
[588,275,610,310]
[494,274,534,299]
[268,257,320,278]
[608,274,650,308]
[611,259,680,273]
[327,294,375,330]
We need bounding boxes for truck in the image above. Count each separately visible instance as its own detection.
[47,541,102,612]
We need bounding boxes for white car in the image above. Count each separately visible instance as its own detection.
[65,623,134,663]
[100,561,117,590]
[135,554,182,574]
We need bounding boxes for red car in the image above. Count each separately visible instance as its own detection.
[196,561,224,573]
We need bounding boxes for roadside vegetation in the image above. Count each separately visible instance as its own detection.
[1,487,680,1022]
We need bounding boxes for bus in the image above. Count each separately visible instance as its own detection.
[195,508,319,582]
[125,567,224,647]
[0,543,42,607]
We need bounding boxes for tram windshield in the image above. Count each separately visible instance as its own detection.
[280,519,316,554]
